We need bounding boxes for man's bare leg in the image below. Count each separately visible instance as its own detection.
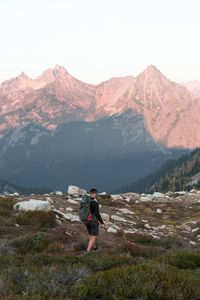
[87,235,96,252]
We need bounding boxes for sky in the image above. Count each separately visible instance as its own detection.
[0,0,200,85]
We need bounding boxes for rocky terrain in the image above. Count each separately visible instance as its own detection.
[1,186,200,299]
[182,80,200,96]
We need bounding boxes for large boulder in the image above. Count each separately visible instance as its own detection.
[101,213,110,223]
[68,185,87,197]
[13,199,51,212]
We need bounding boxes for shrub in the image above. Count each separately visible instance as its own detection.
[158,251,200,269]
[0,198,16,209]
[10,232,49,254]
[72,262,200,299]
[118,241,164,258]
[78,253,135,271]
[14,211,57,228]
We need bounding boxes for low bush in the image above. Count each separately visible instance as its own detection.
[118,241,164,258]
[14,211,57,228]
[158,251,200,269]
[10,232,49,254]
[72,262,200,299]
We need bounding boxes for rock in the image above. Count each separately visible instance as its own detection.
[15,223,20,227]
[56,219,62,225]
[152,235,160,239]
[68,185,86,197]
[158,225,166,230]
[111,215,127,222]
[192,227,199,233]
[14,199,51,212]
[189,240,196,245]
[101,213,110,223]
[53,209,80,222]
[107,227,117,233]
[176,191,186,195]
[66,207,73,211]
[118,208,135,215]
[141,219,148,222]
[135,200,140,204]
[67,199,78,205]
[189,189,196,193]
[156,208,162,214]
[110,215,136,224]
[144,223,151,229]
[181,223,192,232]
[153,192,164,198]
[196,235,200,240]
[111,194,123,200]
[99,192,107,195]
[123,229,137,234]
[54,191,63,196]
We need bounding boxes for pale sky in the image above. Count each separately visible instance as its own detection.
[0,0,200,85]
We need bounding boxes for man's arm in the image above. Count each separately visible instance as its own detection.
[93,201,104,224]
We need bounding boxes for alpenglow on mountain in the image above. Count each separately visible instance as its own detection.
[1,64,200,149]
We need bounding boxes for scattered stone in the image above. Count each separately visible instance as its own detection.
[107,227,117,233]
[118,208,135,214]
[66,207,73,211]
[153,192,164,198]
[101,213,110,223]
[14,199,51,212]
[192,227,199,233]
[67,199,78,205]
[144,223,151,229]
[156,208,162,214]
[67,185,86,197]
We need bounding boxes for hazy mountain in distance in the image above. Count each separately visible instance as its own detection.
[181,81,200,97]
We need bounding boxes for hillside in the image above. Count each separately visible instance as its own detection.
[0,190,200,298]
[0,178,51,195]
[116,148,200,194]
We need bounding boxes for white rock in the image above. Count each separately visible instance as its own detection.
[135,200,140,204]
[196,235,200,240]
[152,235,160,239]
[123,229,136,234]
[190,189,196,193]
[66,207,73,211]
[189,240,196,245]
[99,192,107,195]
[68,185,86,197]
[176,191,186,195]
[144,223,151,229]
[118,208,135,214]
[141,219,148,222]
[54,191,63,196]
[111,215,127,222]
[14,199,51,212]
[67,199,78,205]
[107,227,117,233]
[56,219,62,225]
[125,197,131,203]
[192,227,199,233]
[153,192,164,198]
[156,208,162,214]
[101,213,110,223]
[158,225,166,230]
[111,194,123,200]
[53,209,80,222]
[15,223,20,227]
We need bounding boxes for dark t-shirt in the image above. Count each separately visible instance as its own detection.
[90,197,104,224]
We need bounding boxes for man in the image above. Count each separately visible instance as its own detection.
[82,188,105,252]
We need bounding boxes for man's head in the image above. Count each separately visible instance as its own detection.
[90,188,98,198]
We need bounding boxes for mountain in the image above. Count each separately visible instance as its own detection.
[1,65,200,149]
[115,148,200,194]
[0,109,187,192]
[0,178,50,195]
[182,81,200,96]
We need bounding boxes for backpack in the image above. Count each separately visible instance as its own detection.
[78,194,97,224]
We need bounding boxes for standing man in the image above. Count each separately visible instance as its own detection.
[82,188,105,252]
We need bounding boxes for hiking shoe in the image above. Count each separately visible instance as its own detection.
[92,245,101,251]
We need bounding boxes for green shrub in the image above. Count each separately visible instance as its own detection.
[0,198,16,209]
[11,232,49,254]
[118,241,164,258]
[72,262,200,299]
[14,211,57,228]
[78,253,135,271]
[158,251,200,269]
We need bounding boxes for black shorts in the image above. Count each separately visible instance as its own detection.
[86,221,99,236]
